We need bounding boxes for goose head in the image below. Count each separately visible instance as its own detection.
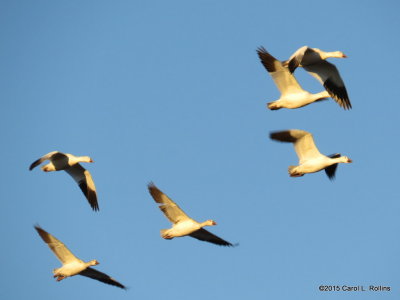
[201,220,217,227]
[80,156,94,163]
[341,156,352,163]
[89,259,99,266]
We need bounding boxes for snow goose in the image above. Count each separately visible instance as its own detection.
[29,151,99,211]
[270,129,352,179]
[257,47,330,110]
[34,225,126,289]
[148,182,235,246]
[283,46,351,109]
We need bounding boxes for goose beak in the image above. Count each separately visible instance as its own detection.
[342,54,348,58]
[348,159,353,163]
[90,159,94,163]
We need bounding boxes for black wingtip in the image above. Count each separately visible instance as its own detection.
[325,153,341,180]
[256,46,278,73]
[114,282,127,290]
[78,182,99,211]
[256,45,267,54]
[147,181,158,195]
[223,241,239,247]
[323,78,352,110]
[91,201,100,211]
[89,190,99,212]
[29,159,40,171]
[147,181,156,188]
[269,130,298,143]
[220,241,238,247]
[326,171,337,181]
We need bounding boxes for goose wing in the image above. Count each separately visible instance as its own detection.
[34,225,78,264]
[303,61,351,109]
[257,47,305,96]
[79,267,126,289]
[148,182,190,224]
[29,151,59,170]
[270,130,322,163]
[65,164,99,211]
[324,153,341,180]
[282,46,309,73]
[189,228,235,247]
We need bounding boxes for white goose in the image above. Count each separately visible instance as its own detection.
[34,225,126,289]
[29,151,99,211]
[257,47,330,110]
[270,129,352,179]
[283,46,351,110]
[148,183,235,246]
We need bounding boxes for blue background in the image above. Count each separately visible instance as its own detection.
[1,1,399,299]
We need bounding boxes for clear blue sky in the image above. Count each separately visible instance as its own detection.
[1,1,399,299]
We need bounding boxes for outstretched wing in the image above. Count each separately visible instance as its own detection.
[189,228,235,247]
[65,164,99,211]
[79,267,126,289]
[304,61,351,110]
[324,153,341,180]
[257,47,305,96]
[29,151,59,170]
[34,225,78,264]
[148,182,190,224]
[270,130,322,163]
[282,46,309,73]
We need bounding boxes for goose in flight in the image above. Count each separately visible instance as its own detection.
[148,182,235,246]
[283,46,351,110]
[270,129,352,179]
[34,225,126,289]
[257,47,330,110]
[29,151,99,211]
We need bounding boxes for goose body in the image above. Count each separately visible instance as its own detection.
[270,129,352,179]
[161,219,210,238]
[34,226,126,289]
[257,47,330,110]
[53,260,94,278]
[29,151,99,211]
[283,46,351,109]
[148,182,235,246]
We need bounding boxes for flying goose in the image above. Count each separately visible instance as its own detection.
[257,47,330,110]
[29,151,99,211]
[148,182,235,246]
[283,46,351,110]
[270,129,352,179]
[34,225,126,289]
